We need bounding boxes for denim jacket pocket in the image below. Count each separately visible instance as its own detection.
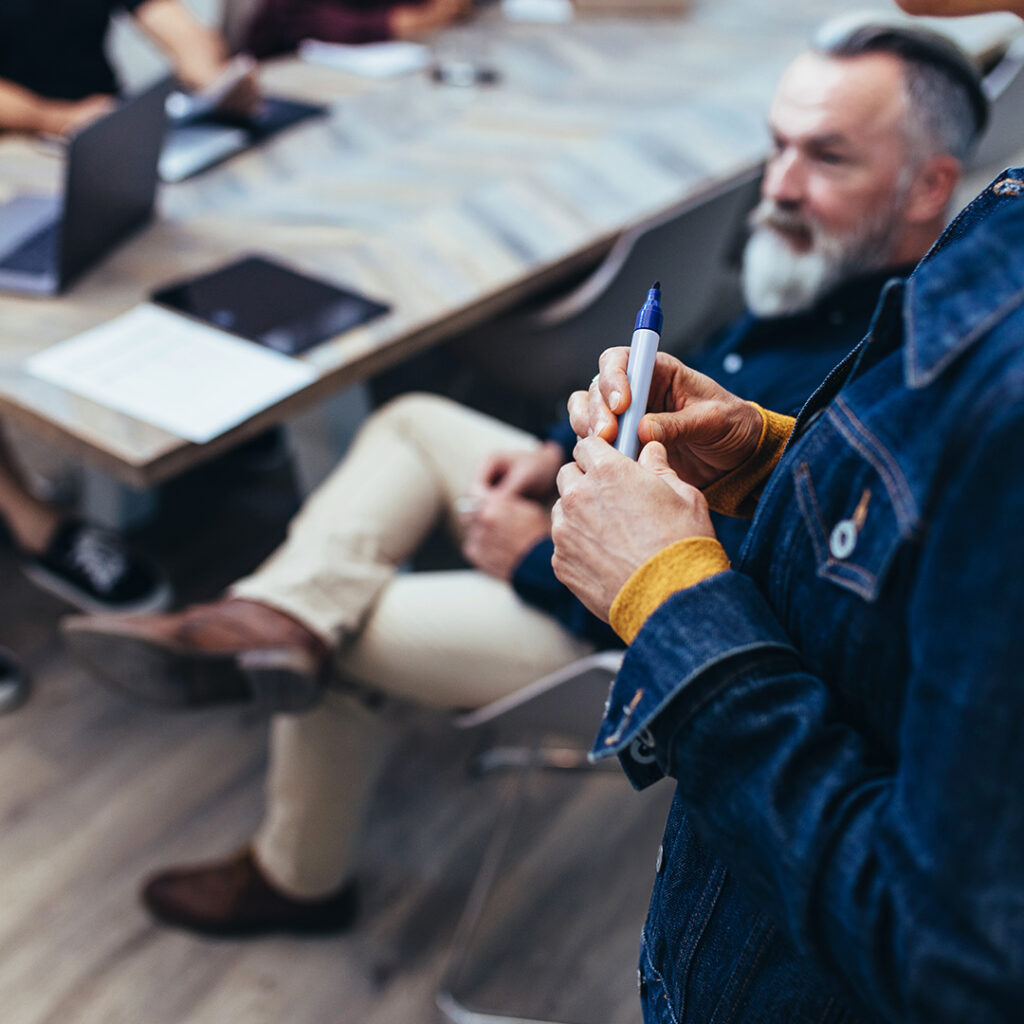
[792,414,912,603]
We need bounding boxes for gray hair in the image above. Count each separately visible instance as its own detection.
[813,20,988,162]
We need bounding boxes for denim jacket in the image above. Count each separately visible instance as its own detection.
[591,169,1024,1023]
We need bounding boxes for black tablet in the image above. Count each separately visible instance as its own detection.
[151,255,390,355]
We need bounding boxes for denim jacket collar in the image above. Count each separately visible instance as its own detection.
[904,168,1024,389]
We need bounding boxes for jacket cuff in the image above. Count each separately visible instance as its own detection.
[591,571,796,788]
[609,538,730,644]
[703,404,795,518]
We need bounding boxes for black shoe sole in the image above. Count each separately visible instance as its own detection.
[61,621,323,712]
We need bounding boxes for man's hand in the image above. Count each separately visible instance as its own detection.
[551,436,715,621]
[134,0,261,117]
[461,491,551,581]
[568,348,763,490]
[472,442,563,501]
[43,95,116,136]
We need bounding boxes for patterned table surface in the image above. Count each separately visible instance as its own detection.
[0,0,1016,485]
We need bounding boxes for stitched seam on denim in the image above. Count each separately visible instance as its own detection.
[671,646,798,732]
[674,862,728,1017]
[793,463,829,567]
[828,400,918,533]
[735,425,799,575]
[650,644,798,772]
[914,172,1001,266]
[819,995,854,1024]
[708,915,776,1024]
[793,462,878,598]
[907,171,1024,389]
[642,938,682,1024]
[602,640,797,757]
[913,282,1024,389]
[673,862,720,970]
[720,922,777,1024]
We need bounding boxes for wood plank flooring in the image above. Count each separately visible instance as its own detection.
[0,454,672,1024]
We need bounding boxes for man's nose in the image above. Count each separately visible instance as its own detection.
[763,150,805,207]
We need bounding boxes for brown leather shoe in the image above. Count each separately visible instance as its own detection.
[61,598,328,711]
[141,848,358,937]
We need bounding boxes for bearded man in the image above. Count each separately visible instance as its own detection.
[60,22,982,938]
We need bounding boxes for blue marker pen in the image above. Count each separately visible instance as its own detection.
[615,281,663,460]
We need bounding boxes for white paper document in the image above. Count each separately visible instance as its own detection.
[298,39,431,78]
[26,304,317,444]
[501,0,574,23]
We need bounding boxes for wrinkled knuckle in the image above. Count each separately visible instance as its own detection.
[560,486,582,514]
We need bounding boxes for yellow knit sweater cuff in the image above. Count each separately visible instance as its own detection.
[703,404,795,518]
[609,537,731,645]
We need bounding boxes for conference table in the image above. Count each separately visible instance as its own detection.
[0,0,1016,489]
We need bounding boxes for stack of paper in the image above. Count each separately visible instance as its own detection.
[298,39,431,78]
[26,304,317,444]
[502,0,574,22]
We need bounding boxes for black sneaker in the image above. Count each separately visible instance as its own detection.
[19,521,172,614]
[0,647,29,714]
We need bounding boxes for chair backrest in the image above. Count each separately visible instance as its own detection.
[221,0,263,53]
[452,162,762,406]
[968,34,1024,171]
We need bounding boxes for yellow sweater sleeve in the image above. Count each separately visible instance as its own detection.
[607,405,795,645]
[609,537,731,644]
[703,404,795,518]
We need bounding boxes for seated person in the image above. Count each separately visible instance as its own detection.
[0,437,168,613]
[243,0,473,58]
[0,0,257,136]
[62,23,979,936]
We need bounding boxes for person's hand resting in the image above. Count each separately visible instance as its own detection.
[568,348,763,490]
[45,95,116,136]
[472,441,564,501]
[551,436,716,622]
[461,490,551,582]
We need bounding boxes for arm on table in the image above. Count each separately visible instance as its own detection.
[0,78,113,135]
[134,0,259,112]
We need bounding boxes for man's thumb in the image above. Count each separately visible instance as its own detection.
[638,441,691,498]
[640,412,688,446]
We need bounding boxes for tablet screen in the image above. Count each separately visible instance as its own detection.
[152,255,390,355]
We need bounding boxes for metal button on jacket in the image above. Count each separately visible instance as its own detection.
[722,352,743,374]
[630,728,658,764]
[829,519,858,560]
[994,177,1024,197]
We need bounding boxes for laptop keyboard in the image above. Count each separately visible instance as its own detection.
[1,224,57,275]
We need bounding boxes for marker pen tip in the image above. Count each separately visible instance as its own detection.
[652,280,660,290]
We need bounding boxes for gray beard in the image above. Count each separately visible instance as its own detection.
[741,196,907,318]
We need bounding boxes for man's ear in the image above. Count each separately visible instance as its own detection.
[903,154,961,224]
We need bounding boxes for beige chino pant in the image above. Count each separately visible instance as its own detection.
[231,394,592,898]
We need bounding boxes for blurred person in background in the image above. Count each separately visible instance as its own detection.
[0,437,168,615]
[242,0,473,57]
[0,0,257,136]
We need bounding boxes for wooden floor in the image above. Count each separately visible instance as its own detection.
[0,451,672,1024]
